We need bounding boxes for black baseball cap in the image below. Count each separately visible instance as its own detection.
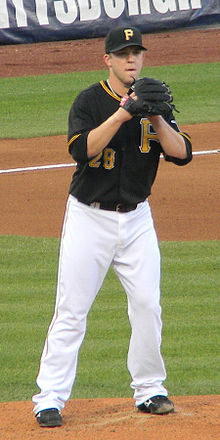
[105,26,147,54]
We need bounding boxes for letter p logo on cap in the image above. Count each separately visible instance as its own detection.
[124,29,134,41]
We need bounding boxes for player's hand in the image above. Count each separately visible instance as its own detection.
[120,77,177,117]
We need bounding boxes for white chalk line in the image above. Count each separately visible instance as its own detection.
[0,149,219,175]
[0,162,76,175]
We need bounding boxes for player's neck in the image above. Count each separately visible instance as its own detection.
[106,80,123,98]
[107,78,129,97]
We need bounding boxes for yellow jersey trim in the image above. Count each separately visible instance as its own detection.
[68,133,81,148]
[100,80,121,102]
[179,132,191,143]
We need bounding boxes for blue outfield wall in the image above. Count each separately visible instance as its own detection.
[0,0,220,45]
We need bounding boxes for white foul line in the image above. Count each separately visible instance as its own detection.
[0,149,219,175]
[192,149,220,156]
[0,162,76,175]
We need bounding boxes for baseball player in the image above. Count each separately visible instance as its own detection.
[32,26,192,427]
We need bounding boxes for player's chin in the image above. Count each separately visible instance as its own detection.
[124,73,136,86]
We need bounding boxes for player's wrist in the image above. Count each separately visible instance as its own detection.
[116,106,133,121]
[147,115,163,124]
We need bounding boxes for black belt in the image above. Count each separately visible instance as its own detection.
[80,199,137,213]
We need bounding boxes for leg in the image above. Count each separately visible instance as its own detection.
[32,196,116,414]
[113,201,167,406]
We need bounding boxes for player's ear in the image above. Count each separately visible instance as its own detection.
[103,54,112,68]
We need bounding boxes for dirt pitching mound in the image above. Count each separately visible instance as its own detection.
[1,395,220,440]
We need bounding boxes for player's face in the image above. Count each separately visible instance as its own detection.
[104,47,144,91]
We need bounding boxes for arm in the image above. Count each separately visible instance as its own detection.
[148,115,187,159]
[122,77,192,162]
[87,107,131,158]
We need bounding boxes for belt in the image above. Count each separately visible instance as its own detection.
[80,200,137,213]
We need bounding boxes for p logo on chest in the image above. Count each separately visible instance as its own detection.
[139,119,159,153]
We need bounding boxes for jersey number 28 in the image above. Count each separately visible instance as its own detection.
[89,120,159,170]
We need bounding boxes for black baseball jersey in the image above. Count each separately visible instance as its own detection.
[68,80,192,205]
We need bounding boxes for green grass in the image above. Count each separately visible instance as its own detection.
[160,241,220,396]
[142,63,220,124]
[0,236,219,402]
[0,62,219,139]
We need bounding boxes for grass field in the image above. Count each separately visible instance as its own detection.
[0,62,219,139]
[0,60,219,403]
[0,236,219,402]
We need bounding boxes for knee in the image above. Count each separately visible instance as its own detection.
[128,289,161,318]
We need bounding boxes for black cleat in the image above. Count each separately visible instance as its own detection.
[36,408,62,427]
[137,395,174,414]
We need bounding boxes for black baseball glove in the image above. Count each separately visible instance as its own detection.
[120,77,178,116]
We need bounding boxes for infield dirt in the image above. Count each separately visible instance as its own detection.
[0,27,219,439]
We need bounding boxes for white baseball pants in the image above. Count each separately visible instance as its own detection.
[33,195,167,414]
